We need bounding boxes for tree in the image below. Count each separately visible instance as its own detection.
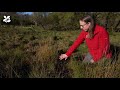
[30,12,46,29]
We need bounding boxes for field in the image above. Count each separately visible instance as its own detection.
[0,26,120,78]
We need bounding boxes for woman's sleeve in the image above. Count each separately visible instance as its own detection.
[65,31,85,57]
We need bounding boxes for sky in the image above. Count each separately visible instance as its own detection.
[17,12,33,15]
[18,12,51,15]
[23,12,33,15]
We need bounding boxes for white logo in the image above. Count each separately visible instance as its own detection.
[3,16,11,23]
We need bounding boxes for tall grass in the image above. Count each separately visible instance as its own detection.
[0,26,120,78]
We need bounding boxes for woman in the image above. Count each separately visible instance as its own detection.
[59,15,112,63]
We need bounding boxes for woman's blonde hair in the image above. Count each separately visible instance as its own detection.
[80,15,96,39]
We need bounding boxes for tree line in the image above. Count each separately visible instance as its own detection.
[0,12,120,32]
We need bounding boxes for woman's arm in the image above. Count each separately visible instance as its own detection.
[65,31,85,57]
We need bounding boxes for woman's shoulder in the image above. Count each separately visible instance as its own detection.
[95,24,106,32]
[95,24,105,29]
[95,24,109,36]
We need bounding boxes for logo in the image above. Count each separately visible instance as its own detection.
[3,16,11,23]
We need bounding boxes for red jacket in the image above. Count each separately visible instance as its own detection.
[65,24,112,62]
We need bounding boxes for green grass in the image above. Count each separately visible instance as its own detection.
[0,26,120,78]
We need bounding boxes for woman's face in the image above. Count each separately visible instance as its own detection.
[79,20,91,32]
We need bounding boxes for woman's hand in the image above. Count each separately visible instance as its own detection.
[90,59,94,63]
[59,54,68,60]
